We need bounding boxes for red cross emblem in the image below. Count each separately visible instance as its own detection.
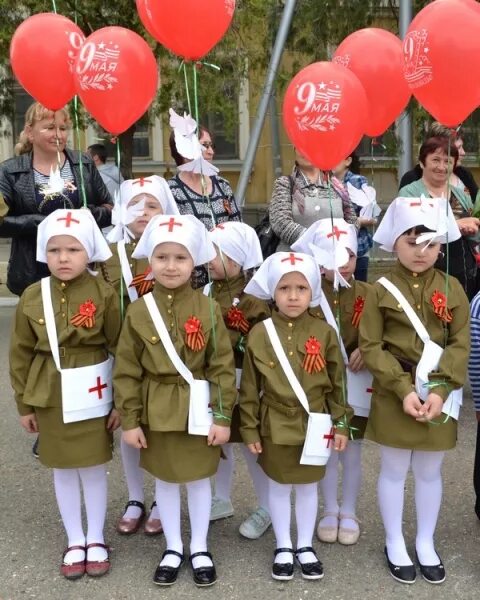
[159,218,183,232]
[323,427,335,448]
[409,201,433,208]
[133,177,152,187]
[57,212,80,228]
[281,253,303,265]
[88,376,108,400]
[366,387,374,394]
[327,226,348,241]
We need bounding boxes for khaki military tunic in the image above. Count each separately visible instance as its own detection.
[239,309,352,484]
[9,273,122,468]
[113,282,236,483]
[208,274,270,442]
[359,263,470,451]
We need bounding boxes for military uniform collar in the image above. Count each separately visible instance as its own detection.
[394,261,435,281]
[211,273,245,294]
[272,307,309,330]
[153,281,192,301]
[51,270,91,291]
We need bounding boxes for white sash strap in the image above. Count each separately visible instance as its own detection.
[117,241,138,303]
[41,277,61,370]
[318,295,349,365]
[378,277,430,343]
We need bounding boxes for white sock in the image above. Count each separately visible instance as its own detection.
[120,437,144,519]
[339,440,362,531]
[241,445,269,512]
[79,465,108,563]
[53,469,85,564]
[214,444,234,502]
[377,445,413,566]
[319,450,339,528]
[295,483,318,564]
[187,478,213,569]
[155,479,183,568]
[412,450,444,565]
[268,477,293,564]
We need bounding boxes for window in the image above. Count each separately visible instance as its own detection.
[132,114,151,159]
[13,88,34,145]
[202,112,239,160]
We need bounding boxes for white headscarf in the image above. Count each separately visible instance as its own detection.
[373,195,461,252]
[132,214,216,266]
[244,251,322,307]
[208,222,263,270]
[37,208,112,263]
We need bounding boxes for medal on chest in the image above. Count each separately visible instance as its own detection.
[351,296,365,328]
[70,299,97,328]
[184,316,206,351]
[302,336,326,374]
[129,266,155,297]
[431,290,452,323]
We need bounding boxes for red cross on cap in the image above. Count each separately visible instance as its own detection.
[56,212,80,228]
[327,226,348,241]
[159,217,183,232]
[281,253,303,265]
[133,177,152,187]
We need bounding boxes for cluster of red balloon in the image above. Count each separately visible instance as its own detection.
[283,0,480,171]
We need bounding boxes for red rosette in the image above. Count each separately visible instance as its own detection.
[431,290,452,323]
[225,306,250,335]
[351,295,365,328]
[184,316,206,351]
[129,266,154,297]
[70,299,97,328]
[302,336,326,374]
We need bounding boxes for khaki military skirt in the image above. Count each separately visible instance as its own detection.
[258,437,326,484]
[36,406,113,468]
[141,427,221,483]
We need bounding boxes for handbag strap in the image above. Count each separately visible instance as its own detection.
[40,277,61,371]
[318,295,349,366]
[263,318,310,415]
[377,277,430,343]
[143,293,194,385]
[117,241,138,303]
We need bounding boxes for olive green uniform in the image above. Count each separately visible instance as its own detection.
[99,241,151,303]
[239,310,352,484]
[208,274,270,442]
[113,282,236,483]
[359,263,470,450]
[9,273,122,468]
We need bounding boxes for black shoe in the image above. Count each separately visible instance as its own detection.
[295,546,324,580]
[272,548,294,581]
[189,551,217,587]
[384,547,416,584]
[415,551,446,584]
[32,436,39,459]
[153,549,184,586]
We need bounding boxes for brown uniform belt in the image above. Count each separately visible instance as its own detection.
[145,370,205,385]
[262,395,302,417]
[37,346,106,358]
[393,355,417,377]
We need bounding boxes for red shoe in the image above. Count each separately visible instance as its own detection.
[85,543,110,577]
[60,545,86,580]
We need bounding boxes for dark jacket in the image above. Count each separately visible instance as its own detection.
[399,164,479,200]
[0,148,113,295]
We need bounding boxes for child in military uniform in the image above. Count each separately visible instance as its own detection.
[113,214,236,588]
[103,176,179,537]
[9,208,122,580]
[292,218,371,546]
[206,222,271,538]
[359,196,469,585]
[239,252,352,581]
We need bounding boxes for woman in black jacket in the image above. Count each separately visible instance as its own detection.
[0,102,113,296]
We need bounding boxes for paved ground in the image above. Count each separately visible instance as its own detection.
[0,306,479,600]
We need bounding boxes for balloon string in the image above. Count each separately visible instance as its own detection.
[73,95,87,207]
[193,62,199,126]
[51,0,57,13]
[182,62,192,116]
[444,134,452,348]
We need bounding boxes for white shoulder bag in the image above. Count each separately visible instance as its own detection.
[263,318,333,466]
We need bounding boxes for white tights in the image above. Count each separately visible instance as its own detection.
[378,445,444,566]
[53,464,108,563]
[267,477,318,565]
[154,477,212,569]
[120,438,159,519]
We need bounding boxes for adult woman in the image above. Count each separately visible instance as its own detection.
[0,102,112,296]
[269,149,358,252]
[399,136,480,299]
[167,126,241,288]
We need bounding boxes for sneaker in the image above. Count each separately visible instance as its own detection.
[239,507,271,539]
[32,436,39,459]
[210,496,234,521]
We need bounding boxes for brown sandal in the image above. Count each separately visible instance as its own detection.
[85,542,110,577]
[60,545,86,580]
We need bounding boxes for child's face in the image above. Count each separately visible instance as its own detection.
[207,246,241,281]
[394,232,440,273]
[128,193,164,238]
[150,242,194,289]
[46,235,89,281]
[322,249,357,283]
[274,271,312,319]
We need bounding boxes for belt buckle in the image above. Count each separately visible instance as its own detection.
[59,347,66,358]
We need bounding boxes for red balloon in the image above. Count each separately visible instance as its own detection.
[10,13,85,110]
[140,0,235,61]
[74,27,159,135]
[334,28,411,137]
[283,62,368,171]
[403,0,480,126]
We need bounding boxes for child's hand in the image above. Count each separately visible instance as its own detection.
[248,441,263,455]
[122,427,147,449]
[348,348,365,373]
[20,413,38,433]
[417,392,443,422]
[207,424,231,446]
[106,409,121,431]
[334,433,348,452]
[403,391,424,419]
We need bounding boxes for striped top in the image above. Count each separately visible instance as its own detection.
[33,159,80,214]
[469,291,480,411]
